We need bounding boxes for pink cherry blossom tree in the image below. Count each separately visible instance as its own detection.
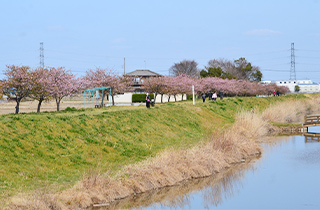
[174,74,194,100]
[162,76,178,102]
[47,67,80,111]
[29,67,51,113]
[81,67,128,105]
[2,65,33,114]
[143,76,165,103]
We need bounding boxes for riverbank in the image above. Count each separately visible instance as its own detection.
[3,94,320,209]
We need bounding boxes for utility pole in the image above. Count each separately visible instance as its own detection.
[290,42,296,80]
[40,42,44,68]
[124,57,126,75]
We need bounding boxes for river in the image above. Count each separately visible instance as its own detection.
[94,128,320,209]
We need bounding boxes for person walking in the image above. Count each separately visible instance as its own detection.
[212,92,217,101]
[146,94,151,108]
[202,93,206,103]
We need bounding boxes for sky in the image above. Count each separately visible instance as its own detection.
[1,0,320,82]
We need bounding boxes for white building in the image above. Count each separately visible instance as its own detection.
[261,80,320,93]
[298,82,319,93]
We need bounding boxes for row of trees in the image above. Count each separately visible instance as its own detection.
[170,58,262,82]
[1,65,135,114]
[1,65,289,114]
[144,74,289,103]
[2,65,81,114]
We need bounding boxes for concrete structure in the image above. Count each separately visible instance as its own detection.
[113,93,187,105]
[261,80,320,93]
[298,82,319,93]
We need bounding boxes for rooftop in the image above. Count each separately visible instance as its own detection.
[125,69,162,77]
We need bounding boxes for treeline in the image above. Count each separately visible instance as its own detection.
[143,74,289,102]
[1,65,289,114]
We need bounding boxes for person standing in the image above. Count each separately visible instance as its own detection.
[202,93,206,102]
[219,91,223,100]
[146,94,151,108]
[212,92,217,101]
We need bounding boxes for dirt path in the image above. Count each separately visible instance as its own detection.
[0,100,84,115]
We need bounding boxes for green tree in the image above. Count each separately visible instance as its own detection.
[250,69,263,81]
[234,57,262,81]
[295,85,300,92]
[200,70,208,78]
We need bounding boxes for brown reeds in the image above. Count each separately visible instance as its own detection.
[262,97,320,123]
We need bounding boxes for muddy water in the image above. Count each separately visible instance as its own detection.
[94,130,320,209]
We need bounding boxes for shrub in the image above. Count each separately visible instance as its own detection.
[132,93,154,103]
[187,94,193,100]
[65,107,77,111]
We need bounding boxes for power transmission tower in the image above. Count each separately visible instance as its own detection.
[290,42,296,80]
[40,42,44,68]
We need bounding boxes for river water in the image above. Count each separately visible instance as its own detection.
[96,128,320,209]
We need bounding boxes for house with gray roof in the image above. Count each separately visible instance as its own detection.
[125,70,162,92]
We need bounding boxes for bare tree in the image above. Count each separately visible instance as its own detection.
[205,58,262,81]
[170,60,200,78]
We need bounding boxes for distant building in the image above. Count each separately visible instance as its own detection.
[261,79,319,93]
[125,69,162,92]
[298,82,319,93]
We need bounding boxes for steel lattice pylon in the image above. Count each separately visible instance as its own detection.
[290,42,296,80]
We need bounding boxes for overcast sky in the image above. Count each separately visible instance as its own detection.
[1,0,320,81]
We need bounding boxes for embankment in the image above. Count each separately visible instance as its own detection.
[3,94,320,209]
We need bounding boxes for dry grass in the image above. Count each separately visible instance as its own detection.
[262,96,320,123]
[0,99,84,115]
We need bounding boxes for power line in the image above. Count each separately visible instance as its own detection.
[261,69,319,72]
[243,49,290,56]
[296,49,320,53]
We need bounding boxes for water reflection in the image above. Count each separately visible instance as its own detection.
[91,158,261,210]
[304,126,320,142]
[304,132,320,142]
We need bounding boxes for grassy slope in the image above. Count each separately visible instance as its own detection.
[0,94,306,197]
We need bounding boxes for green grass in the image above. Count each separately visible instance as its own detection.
[0,94,307,197]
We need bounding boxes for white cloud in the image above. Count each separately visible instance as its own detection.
[244,29,282,36]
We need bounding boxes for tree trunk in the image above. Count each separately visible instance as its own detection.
[37,98,43,113]
[167,95,170,102]
[161,94,163,103]
[182,94,184,101]
[15,99,20,114]
[154,93,157,104]
[56,98,61,111]
[174,95,177,102]
[112,95,115,106]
